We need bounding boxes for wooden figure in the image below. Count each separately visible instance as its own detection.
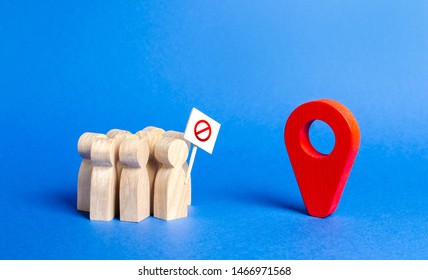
[107,129,131,179]
[90,137,118,221]
[284,99,360,218]
[77,132,106,212]
[136,126,165,213]
[119,135,150,222]
[106,129,131,139]
[107,129,131,214]
[153,136,189,220]
[163,130,192,206]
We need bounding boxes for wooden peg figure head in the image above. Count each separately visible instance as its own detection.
[119,137,150,169]
[78,132,106,159]
[106,129,131,178]
[163,131,191,150]
[154,137,189,168]
[91,138,117,167]
[136,127,165,160]
[107,129,131,139]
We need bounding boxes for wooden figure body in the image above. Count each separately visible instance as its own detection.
[119,135,150,222]
[107,129,131,215]
[153,136,189,220]
[77,132,106,212]
[163,130,192,206]
[90,137,118,221]
[136,126,165,213]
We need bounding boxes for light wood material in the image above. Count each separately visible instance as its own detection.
[119,135,150,222]
[107,129,131,215]
[106,129,131,139]
[107,129,131,178]
[90,137,118,221]
[77,132,107,212]
[153,136,189,220]
[136,126,165,214]
[163,130,192,205]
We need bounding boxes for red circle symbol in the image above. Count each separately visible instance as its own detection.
[194,120,212,142]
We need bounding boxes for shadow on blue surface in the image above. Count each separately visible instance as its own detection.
[212,183,307,215]
[28,185,89,219]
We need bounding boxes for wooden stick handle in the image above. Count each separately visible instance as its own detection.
[185,145,198,183]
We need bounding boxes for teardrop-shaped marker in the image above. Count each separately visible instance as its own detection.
[284,99,360,218]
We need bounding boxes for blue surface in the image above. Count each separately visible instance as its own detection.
[1,1,428,259]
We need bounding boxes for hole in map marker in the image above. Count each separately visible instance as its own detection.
[309,120,335,155]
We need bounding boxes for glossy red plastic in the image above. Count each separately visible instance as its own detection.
[284,99,360,218]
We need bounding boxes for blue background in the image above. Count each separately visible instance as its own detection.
[1,1,428,259]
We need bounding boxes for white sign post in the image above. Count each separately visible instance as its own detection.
[184,107,221,182]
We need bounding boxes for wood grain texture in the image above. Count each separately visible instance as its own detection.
[107,129,131,178]
[163,130,192,206]
[284,99,360,218]
[119,135,150,222]
[106,129,132,139]
[136,126,165,214]
[107,129,131,216]
[90,137,118,221]
[77,132,106,212]
[153,136,189,220]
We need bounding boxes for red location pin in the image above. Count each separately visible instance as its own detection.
[284,99,360,218]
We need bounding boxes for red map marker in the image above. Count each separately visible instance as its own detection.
[284,99,360,218]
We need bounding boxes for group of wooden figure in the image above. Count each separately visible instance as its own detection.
[77,127,192,222]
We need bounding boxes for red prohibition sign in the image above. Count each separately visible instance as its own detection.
[194,120,212,142]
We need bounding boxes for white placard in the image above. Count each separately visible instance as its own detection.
[184,108,221,154]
